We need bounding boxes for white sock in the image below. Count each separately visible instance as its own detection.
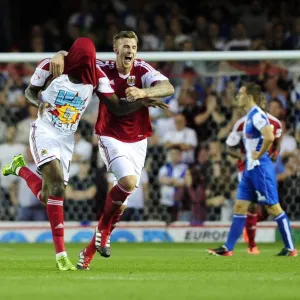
[56,251,67,260]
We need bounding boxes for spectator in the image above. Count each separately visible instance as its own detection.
[0,126,26,220]
[174,166,206,223]
[158,146,188,223]
[280,120,297,158]
[224,22,251,51]
[162,113,198,164]
[15,105,38,145]
[69,130,93,178]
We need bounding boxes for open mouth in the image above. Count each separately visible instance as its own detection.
[124,56,132,63]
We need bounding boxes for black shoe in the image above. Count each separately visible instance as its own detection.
[207,246,233,256]
[276,248,298,256]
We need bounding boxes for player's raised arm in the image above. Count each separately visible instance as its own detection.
[50,51,67,77]
[25,58,53,107]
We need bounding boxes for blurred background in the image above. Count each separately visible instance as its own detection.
[0,0,299,223]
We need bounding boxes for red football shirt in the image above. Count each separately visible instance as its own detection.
[94,59,168,142]
[226,113,282,172]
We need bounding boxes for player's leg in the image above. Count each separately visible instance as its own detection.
[2,154,45,203]
[96,160,136,256]
[40,160,75,270]
[244,203,260,254]
[253,162,296,256]
[2,124,54,204]
[208,171,255,256]
[77,137,135,269]
[96,137,147,255]
[267,203,297,256]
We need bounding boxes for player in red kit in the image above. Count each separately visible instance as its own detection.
[226,94,282,254]
[50,31,175,269]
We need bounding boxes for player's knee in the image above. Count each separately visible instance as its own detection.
[47,178,65,197]
[267,203,283,217]
[119,175,137,192]
[234,200,250,214]
[120,204,127,213]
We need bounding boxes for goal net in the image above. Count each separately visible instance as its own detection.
[0,51,299,223]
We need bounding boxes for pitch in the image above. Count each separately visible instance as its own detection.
[0,243,298,300]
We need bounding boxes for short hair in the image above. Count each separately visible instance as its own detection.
[257,92,267,110]
[169,145,182,152]
[113,31,139,48]
[245,82,262,104]
[269,98,284,109]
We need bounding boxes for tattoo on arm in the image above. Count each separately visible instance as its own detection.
[143,80,175,98]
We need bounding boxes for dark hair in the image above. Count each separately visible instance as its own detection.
[169,145,182,152]
[245,82,262,104]
[269,98,284,109]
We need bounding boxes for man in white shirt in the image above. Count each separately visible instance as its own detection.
[69,130,93,177]
[162,113,197,164]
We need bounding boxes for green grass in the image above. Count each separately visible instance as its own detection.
[0,243,299,300]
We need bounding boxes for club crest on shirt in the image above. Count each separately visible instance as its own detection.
[40,149,48,157]
[127,75,136,86]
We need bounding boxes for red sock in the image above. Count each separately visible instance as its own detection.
[98,184,130,231]
[47,196,65,254]
[85,235,96,257]
[18,167,43,202]
[246,213,258,248]
[85,209,124,257]
[110,209,123,234]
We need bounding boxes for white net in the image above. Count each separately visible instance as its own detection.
[0,52,299,222]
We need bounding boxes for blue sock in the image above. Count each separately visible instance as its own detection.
[275,212,295,250]
[225,214,247,251]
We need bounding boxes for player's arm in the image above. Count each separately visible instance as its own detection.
[225,130,245,160]
[226,145,245,161]
[25,59,53,107]
[98,93,169,116]
[24,84,42,107]
[252,125,275,160]
[269,136,281,161]
[125,80,175,100]
[50,51,67,77]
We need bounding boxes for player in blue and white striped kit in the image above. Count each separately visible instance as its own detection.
[208,82,297,256]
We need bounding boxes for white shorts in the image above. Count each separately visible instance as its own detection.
[29,121,74,184]
[98,135,147,185]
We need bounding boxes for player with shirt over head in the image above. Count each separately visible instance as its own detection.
[208,82,297,257]
[2,37,163,270]
[226,93,282,254]
[50,31,175,269]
